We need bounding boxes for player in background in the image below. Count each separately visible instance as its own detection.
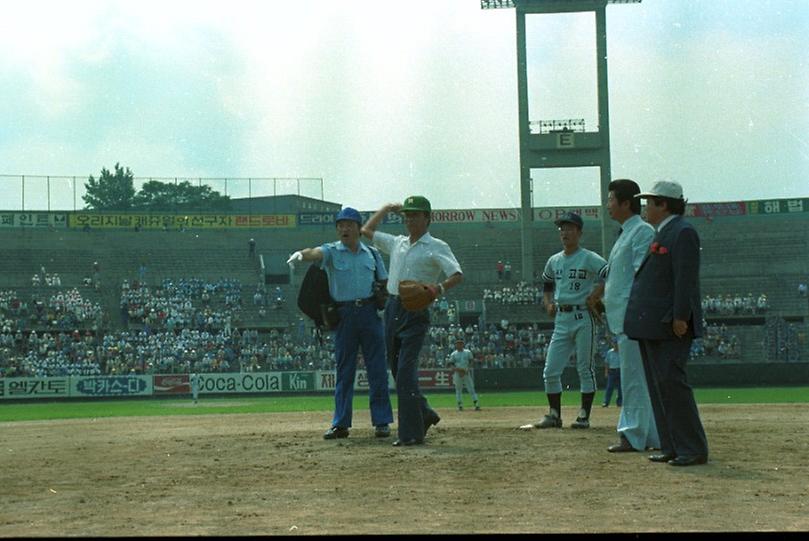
[520,212,607,430]
[190,372,199,404]
[448,338,480,411]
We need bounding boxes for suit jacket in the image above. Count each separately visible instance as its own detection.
[624,215,703,341]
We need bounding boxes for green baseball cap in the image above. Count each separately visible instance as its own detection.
[401,195,431,213]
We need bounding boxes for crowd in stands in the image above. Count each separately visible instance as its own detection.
[0,324,336,377]
[1,288,104,333]
[0,266,801,378]
[690,322,741,360]
[702,293,769,315]
[483,281,543,305]
[0,330,102,378]
[120,277,243,332]
[419,322,551,369]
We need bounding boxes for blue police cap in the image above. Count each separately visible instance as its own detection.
[335,207,363,225]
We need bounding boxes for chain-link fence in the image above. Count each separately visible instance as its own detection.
[0,175,324,211]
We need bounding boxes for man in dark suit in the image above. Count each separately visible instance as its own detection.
[624,180,709,467]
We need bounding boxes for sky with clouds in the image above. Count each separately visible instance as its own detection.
[1,0,807,211]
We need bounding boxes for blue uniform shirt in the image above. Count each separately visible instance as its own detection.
[605,348,620,369]
[319,241,387,302]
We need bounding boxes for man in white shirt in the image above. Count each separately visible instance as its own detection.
[362,195,463,447]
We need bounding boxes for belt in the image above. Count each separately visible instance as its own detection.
[336,296,375,307]
[557,304,585,312]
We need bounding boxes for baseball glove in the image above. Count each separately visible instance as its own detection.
[398,280,438,311]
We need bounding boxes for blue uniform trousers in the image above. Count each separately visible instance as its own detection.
[332,302,393,429]
[603,368,622,406]
[383,296,438,443]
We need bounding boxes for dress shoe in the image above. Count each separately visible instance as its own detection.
[607,436,637,453]
[374,425,391,438]
[424,412,441,436]
[392,438,424,447]
[668,455,708,467]
[648,453,676,463]
[323,426,349,440]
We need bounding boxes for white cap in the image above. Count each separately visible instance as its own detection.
[635,180,684,200]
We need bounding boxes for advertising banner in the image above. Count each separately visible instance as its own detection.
[68,213,296,230]
[0,377,70,400]
[746,198,808,215]
[190,371,315,394]
[417,369,454,389]
[0,212,68,228]
[299,209,520,226]
[534,207,600,222]
[153,374,190,395]
[71,375,153,397]
[298,212,402,226]
[687,202,747,218]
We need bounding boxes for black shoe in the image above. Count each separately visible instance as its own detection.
[423,412,441,436]
[668,455,708,467]
[392,438,424,447]
[374,425,391,438]
[607,435,637,453]
[648,453,676,463]
[323,426,349,440]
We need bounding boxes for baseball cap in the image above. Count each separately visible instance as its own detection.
[401,195,431,213]
[636,180,684,200]
[554,212,584,229]
[335,207,363,225]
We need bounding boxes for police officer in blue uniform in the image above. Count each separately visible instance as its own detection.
[287,207,394,439]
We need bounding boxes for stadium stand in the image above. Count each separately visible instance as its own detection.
[0,203,807,378]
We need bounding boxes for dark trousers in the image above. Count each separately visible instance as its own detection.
[639,337,709,459]
[332,303,393,429]
[603,368,622,406]
[383,296,438,442]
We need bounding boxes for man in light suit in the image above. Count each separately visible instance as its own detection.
[591,179,660,453]
[624,180,709,467]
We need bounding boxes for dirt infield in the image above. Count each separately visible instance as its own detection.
[2,403,808,535]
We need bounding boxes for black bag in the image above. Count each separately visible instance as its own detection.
[369,246,389,310]
[297,264,340,330]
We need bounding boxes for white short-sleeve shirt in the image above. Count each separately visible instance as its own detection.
[373,231,462,295]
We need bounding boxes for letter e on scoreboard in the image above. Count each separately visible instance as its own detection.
[557,132,575,148]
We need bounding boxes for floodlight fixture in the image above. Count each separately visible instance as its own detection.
[531,119,586,135]
[481,0,640,9]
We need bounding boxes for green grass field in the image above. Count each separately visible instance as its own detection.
[1,387,807,422]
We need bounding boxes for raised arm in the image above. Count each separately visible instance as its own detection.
[361,202,402,240]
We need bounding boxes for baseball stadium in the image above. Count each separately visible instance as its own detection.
[1,190,807,535]
[2,0,808,536]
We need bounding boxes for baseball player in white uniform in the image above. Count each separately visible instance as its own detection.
[448,338,480,411]
[190,372,199,404]
[521,212,607,430]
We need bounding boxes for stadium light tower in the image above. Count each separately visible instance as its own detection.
[482,0,641,281]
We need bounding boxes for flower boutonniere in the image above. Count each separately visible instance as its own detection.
[650,242,669,255]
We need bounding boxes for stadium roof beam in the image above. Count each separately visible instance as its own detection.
[482,0,641,280]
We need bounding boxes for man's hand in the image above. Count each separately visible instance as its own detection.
[545,302,557,318]
[586,295,605,324]
[286,251,304,267]
[673,319,689,338]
